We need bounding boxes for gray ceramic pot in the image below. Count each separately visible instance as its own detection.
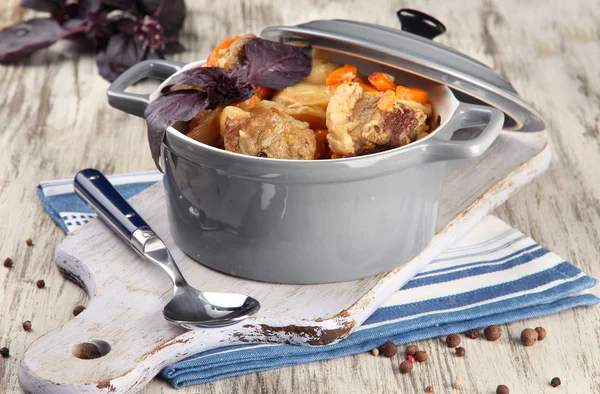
[107,50,503,283]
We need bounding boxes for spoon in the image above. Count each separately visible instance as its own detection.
[74,168,260,329]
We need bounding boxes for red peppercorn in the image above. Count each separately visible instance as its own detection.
[550,377,561,387]
[425,386,434,393]
[455,347,466,357]
[496,385,510,394]
[25,237,33,246]
[73,305,86,316]
[465,329,480,339]
[3,257,13,268]
[406,354,416,363]
[22,321,32,331]
[484,325,502,341]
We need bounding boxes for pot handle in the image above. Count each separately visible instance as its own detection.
[423,103,504,161]
[107,59,185,118]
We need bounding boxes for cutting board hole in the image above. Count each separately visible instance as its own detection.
[72,340,111,359]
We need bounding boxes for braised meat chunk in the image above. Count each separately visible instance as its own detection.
[223,108,316,160]
[326,83,429,155]
[214,34,257,71]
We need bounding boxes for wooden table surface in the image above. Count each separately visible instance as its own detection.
[1,0,599,393]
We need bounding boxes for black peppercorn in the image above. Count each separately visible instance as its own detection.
[380,341,397,357]
[73,305,86,316]
[399,360,413,374]
[3,257,12,268]
[0,347,9,358]
[257,151,268,158]
[465,329,480,339]
[550,377,561,387]
[520,328,538,346]
[484,325,502,341]
[496,385,509,394]
[22,321,32,331]
[415,351,428,362]
[406,344,418,355]
[455,347,466,357]
[36,280,45,289]
[535,326,547,340]
[446,334,460,348]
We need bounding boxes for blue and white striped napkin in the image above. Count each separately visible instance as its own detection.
[37,172,599,388]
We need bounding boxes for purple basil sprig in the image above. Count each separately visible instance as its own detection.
[0,0,185,81]
[144,38,312,164]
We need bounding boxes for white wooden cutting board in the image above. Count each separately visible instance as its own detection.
[19,131,550,393]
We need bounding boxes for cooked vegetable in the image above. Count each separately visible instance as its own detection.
[187,107,223,146]
[252,85,275,100]
[325,64,358,86]
[368,72,396,92]
[219,106,252,138]
[206,35,240,67]
[304,55,341,85]
[272,82,332,129]
[314,129,332,159]
[395,85,430,104]
[223,108,316,160]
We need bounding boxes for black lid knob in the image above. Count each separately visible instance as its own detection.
[397,9,446,40]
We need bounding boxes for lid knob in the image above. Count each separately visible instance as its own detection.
[397,9,446,40]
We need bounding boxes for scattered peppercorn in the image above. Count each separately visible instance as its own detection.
[415,350,428,362]
[550,377,561,387]
[257,151,268,158]
[22,320,32,331]
[380,341,397,357]
[370,348,379,356]
[520,328,538,346]
[3,257,12,268]
[399,360,413,374]
[425,386,434,393]
[455,347,466,357]
[406,354,416,363]
[484,325,502,341]
[73,305,86,316]
[535,326,547,341]
[0,347,8,358]
[453,379,463,389]
[446,333,461,348]
[406,344,419,355]
[496,385,510,394]
[465,329,480,339]
[25,237,33,246]
[36,280,45,289]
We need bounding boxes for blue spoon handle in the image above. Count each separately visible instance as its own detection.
[74,168,149,242]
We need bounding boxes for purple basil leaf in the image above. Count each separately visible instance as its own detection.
[101,0,135,9]
[78,0,101,18]
[20,0,61,13]
[244,38,312,89]
[96,32,145,81]
[0,18,66,63]
[144,89,208,163]
[161,67,254,105]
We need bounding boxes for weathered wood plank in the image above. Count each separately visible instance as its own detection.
[1,0,599,393]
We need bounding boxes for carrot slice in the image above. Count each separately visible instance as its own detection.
[368,72,396,92]
[395,85,430,104]
[314,129,332,160]
[325,64,357,86]
[206,35,239,67]
[351,77,378,94]
[233,95,260,111]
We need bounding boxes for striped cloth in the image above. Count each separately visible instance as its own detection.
[37,172,599,388]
